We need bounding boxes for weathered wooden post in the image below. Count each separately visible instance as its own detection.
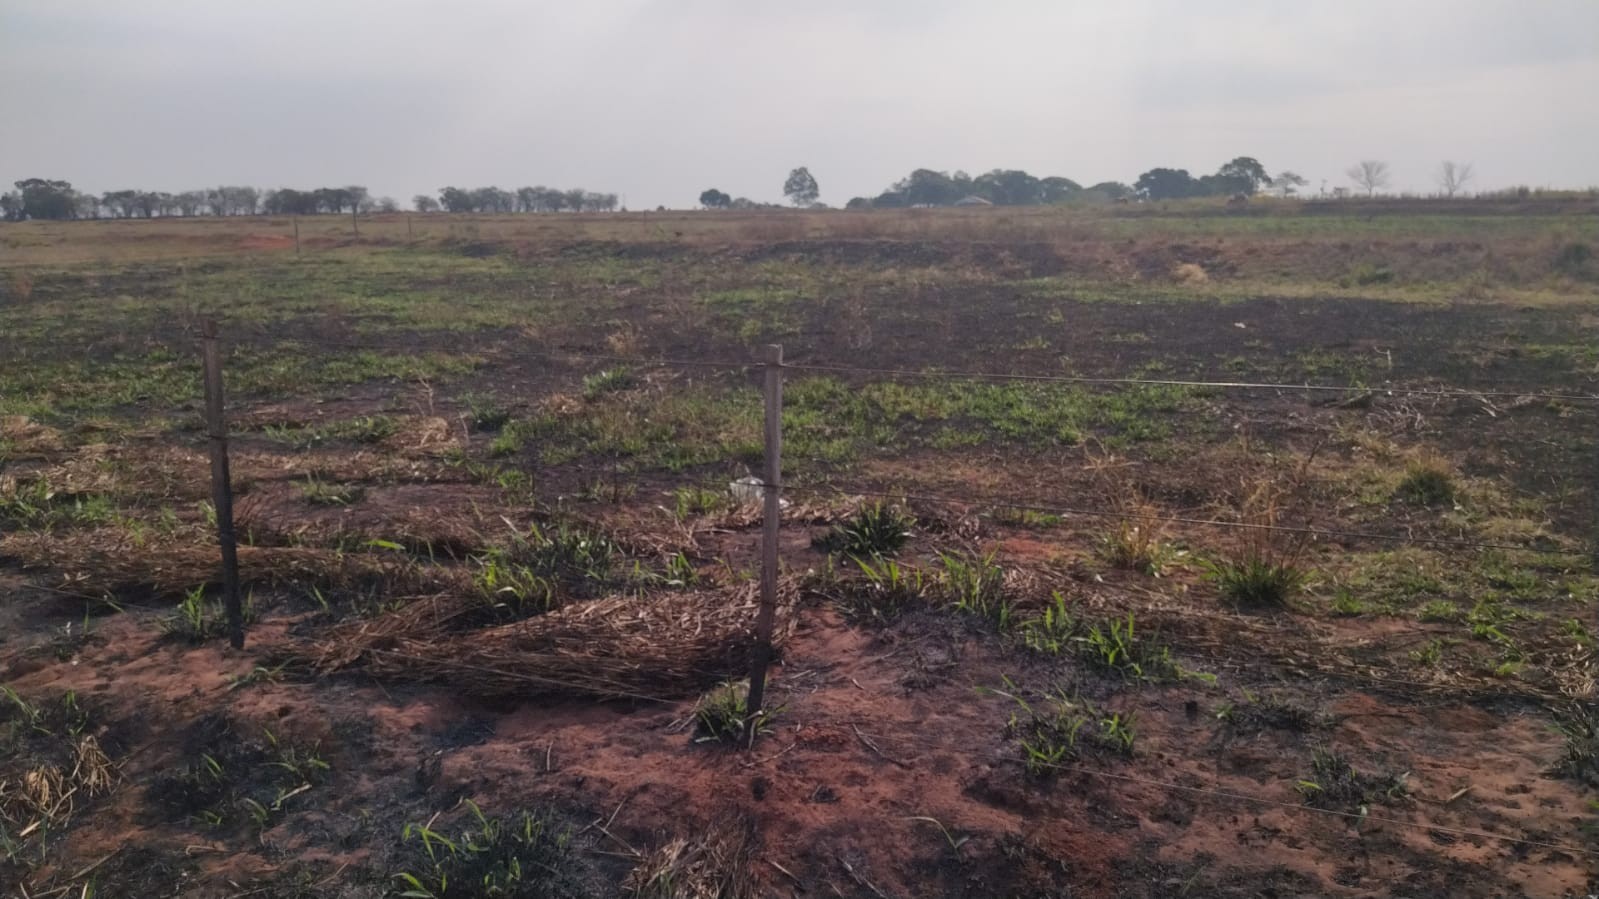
[743,344,784,744]
[200,319,246,649]
[293,217,301,256]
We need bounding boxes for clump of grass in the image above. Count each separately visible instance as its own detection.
[1019,592,1076,655]
[1204,553,1309,607]
[297,476,365,507]
[583,367,637,399]
[395,801,585,899]
[671,486,728,520]
[937,552,1013,630]
[692,681,779,745]
[1554,241,1593,277]
[1409,639,1446,667]
[1417,600,1461,622]
[1554,705,1599,788]
[148,718,328,834]
[992,507,1061,529]
[1330,590,1366,617]
[1098,519,1175,575]
[990,683,1137,776]
[840,556,927,623]
[340,414,399,445]
[1339,263,1395,287]
[1202,490,1310,607]
[1395,458,1456,506]
[160,586,256,643]
[1079,612,1179,680]
[461,393,511,432]
[1214,691,1325,735]
[816,502,914,558]
[1293,748,1408,815]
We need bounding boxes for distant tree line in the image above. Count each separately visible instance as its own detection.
[0,179,406,221]
[423,186,619,214]
[0,179,622,221]
[825,158,1314,208]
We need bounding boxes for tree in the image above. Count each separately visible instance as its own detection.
[1437,161,1474,198]
[1215,157,1270,195]
[783,167,819,206]
[413,195,440,213]
[1270,171,1308,198]
[1040,176,1082,203]
[174,191,206,217]
[1346,160,1390,197]
[14,179,79,220]
[437,187,475,213]
[1083,181,1134,201]
[699,188,731,209]
[1134,168,1198,200]
[375,197,399,213]
[974,169,1046,205]
[0,192,22,221]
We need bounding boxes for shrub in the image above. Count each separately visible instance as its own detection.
[1554,241,1593,277]
[1204,554,1309,607]
[840,556,927,623]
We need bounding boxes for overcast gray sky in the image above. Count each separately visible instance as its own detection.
[3,0,1596,209]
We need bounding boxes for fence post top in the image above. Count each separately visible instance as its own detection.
[763,344,783,364]
[201,318,218,340]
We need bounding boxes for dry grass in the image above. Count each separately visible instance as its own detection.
[0,526,463,598]
[625,821,757,899]
[301,578,800,700]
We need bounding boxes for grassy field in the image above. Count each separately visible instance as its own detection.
[2,199,1598,897]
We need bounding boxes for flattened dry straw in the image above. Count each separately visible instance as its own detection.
[303,579,800,700]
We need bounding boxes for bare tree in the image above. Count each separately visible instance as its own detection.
[1346,160,1391,197]
[1436,161,1474,198]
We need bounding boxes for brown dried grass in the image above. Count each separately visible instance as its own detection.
[625,821,758,898]
[300,578,799,700]
[0,526,463,598]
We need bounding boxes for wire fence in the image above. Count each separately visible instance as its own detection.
[9,322,1596,873]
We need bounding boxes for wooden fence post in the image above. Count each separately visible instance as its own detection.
[351,206,359,238]
[407,215,414,240]
[293,218,301,256]
[200,320,246,649]
[744,344,784,744]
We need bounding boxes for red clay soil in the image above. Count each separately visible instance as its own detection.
[4,593,1593,898]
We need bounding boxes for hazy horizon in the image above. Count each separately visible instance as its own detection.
[4,0,1597,209]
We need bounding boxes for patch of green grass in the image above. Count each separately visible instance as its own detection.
[937,552,1013,630]
[582,367,637,399]
[671,486,729,520]
[1019,592,1077,655]
[394,802,585,899]
[297,477,365,506]
[1329,590,1367,617]
[989,683,1138,776]
[1293,748,1408,815]
[1394,459,1456,506]
[839,556,927,624]
[461,393,511,432]
[992,507,1062,529]
[691,680,780,745]
[160,586,256,643]
[1417,600,1462,622]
